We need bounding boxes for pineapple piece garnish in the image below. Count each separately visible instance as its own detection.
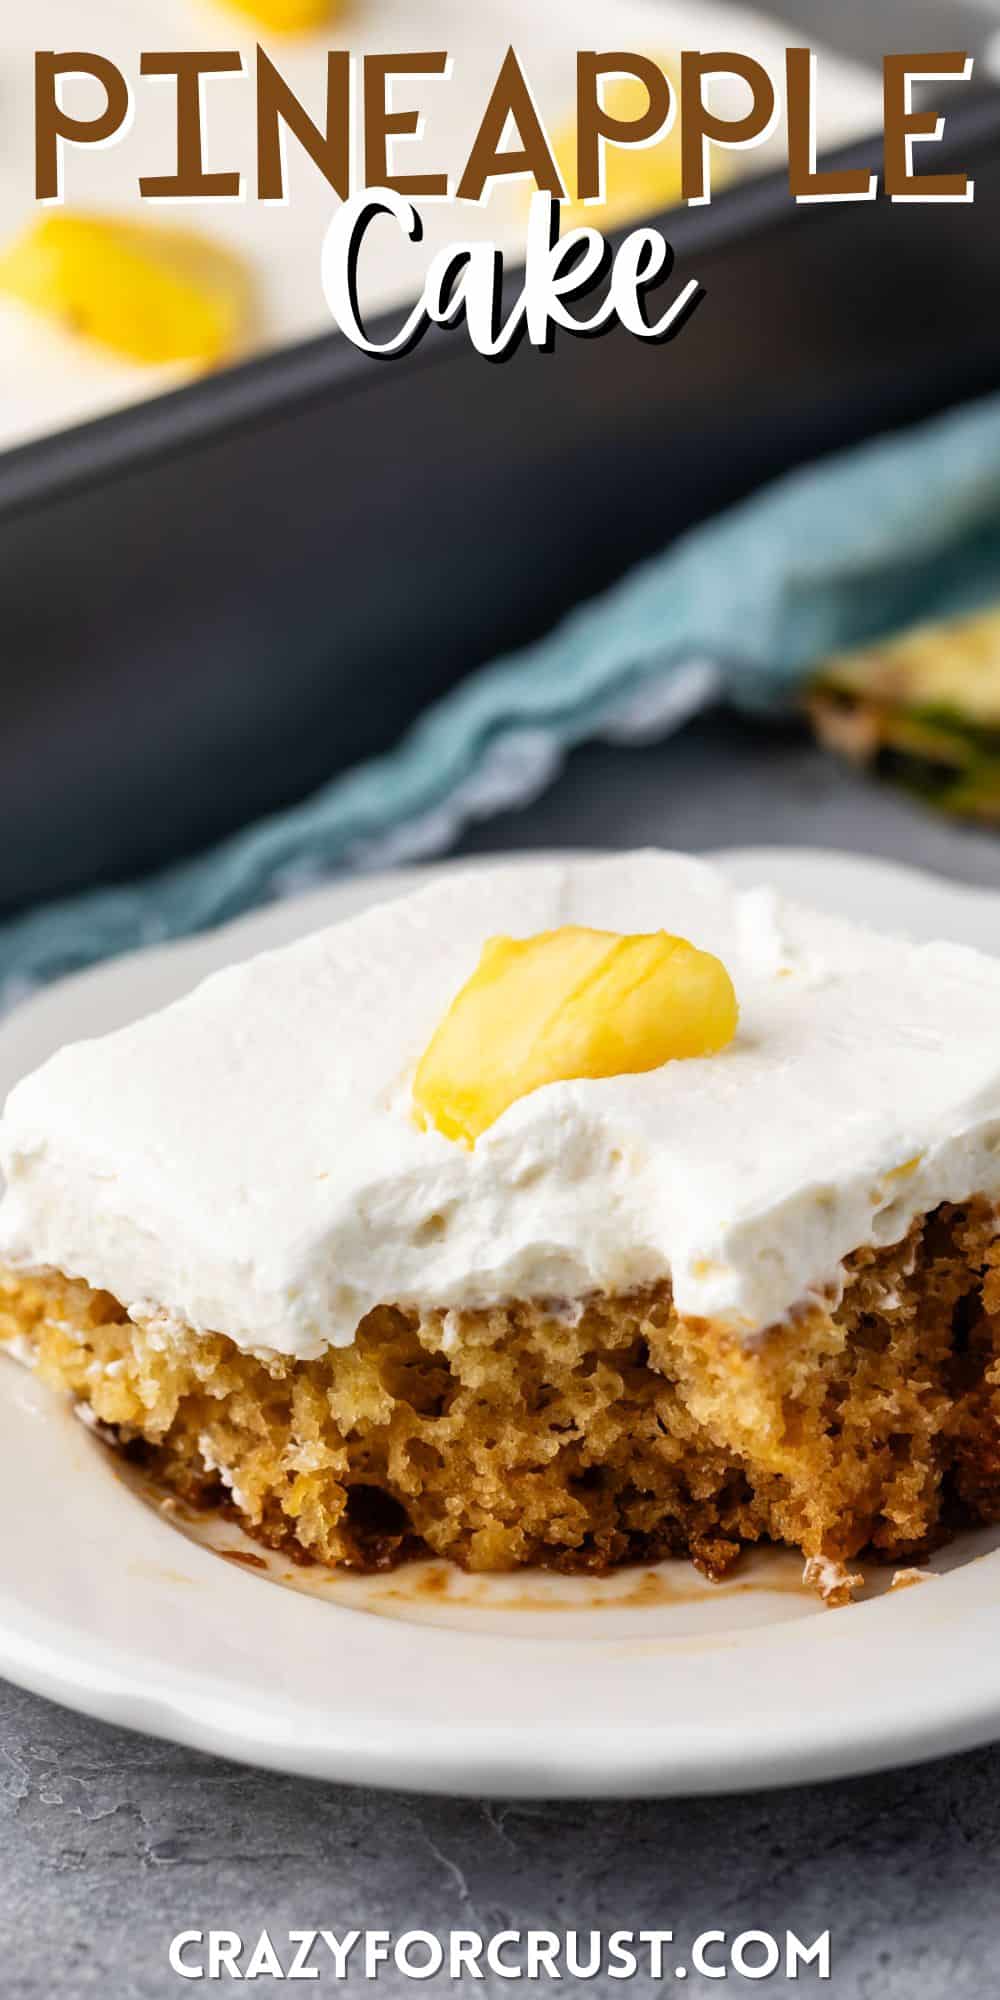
[414,926,738,1145]
[0,214,251,367]
[217,0,340,29]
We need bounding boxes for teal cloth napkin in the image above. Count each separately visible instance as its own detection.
[5,388,1000,1001]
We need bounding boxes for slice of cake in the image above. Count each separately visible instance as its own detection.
[1,851,999,1598]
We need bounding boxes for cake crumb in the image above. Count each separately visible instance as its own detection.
[890,1565,933,1591]
[802,1554,864,1607]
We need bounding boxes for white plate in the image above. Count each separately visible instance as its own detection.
[1,846,1000,1797]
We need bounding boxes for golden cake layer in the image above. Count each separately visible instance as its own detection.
[3,1199,998,1598]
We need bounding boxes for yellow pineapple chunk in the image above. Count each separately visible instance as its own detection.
[552,70,684,231]
[551,66,736,230]
[414,926,739,1145]
[0,214,251,367]
[218,0,340,29]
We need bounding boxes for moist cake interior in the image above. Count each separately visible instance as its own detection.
[3,1198,998,1599]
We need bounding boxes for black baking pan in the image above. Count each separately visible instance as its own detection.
[3,89,1000,914]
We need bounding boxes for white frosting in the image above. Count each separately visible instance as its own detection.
[3,851,1000,1359]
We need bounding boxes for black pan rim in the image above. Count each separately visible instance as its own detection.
[3,89,999,523]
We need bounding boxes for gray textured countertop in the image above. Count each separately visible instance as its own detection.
[2,713,999,1999]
